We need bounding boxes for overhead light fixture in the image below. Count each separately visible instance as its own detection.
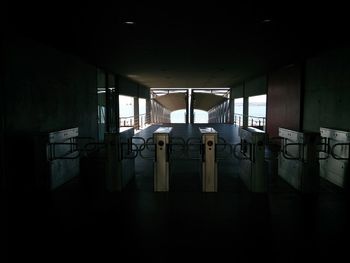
[262,19,272,23]
[124,21,135,25]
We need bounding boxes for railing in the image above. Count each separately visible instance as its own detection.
[120,116,134,127]
[208,99,230,123]
[119,114,147,129]
[234,113,266,130]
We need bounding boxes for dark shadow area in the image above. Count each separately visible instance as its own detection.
[7,124,349,262]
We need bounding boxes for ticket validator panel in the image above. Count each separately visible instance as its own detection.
[199,127,218,192]
[239,127,267,192]
[105,127,135,192]
[153,127,173,192]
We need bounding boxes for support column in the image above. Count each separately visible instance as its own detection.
[185,90,189,124]
[190,91,194,124]
[146,98,151,124]
[105,73,110,132]
[106,73,118,132]
[243,96,249,128]
[150,100,155,123]
[134,97,139,130]
[115,75,120,132]
[243,81,249,128]
[229,88,234,123]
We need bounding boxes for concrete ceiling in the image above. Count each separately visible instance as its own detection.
[153,91,228,111]
[154,93,187,111]
[7,1,349,89]
[192,93,227,111]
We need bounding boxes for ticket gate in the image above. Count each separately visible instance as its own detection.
[238,127,267,192]
[34,127,80,190]
[278,128,319,192]
[199,127,218,192]
[105,127,135,192]
[153,127,173,192]
[319,127,349,188]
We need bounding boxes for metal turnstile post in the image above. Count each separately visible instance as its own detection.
[199,127,218,192]
[239,127,267,192]
[278,128,319,192]
[319,127,349,188]
[105,127,135,192]
[153,127,173,192]
[34,127,80,190]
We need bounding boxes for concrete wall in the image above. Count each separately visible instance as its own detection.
[4,36,97,137]
[303,48,350,132]
[230,76,267,99]
[118,76,150,99]
[266,64,302,138]
[230,83,244,99]
[4,36,98,194]
[245,76,267,97]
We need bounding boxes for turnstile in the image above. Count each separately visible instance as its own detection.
[319,127,349,188]
[34,127,80,190]
[199,127,218,192]
[105,127,135,192]
[153,127,173,192]
[278,128,319,192]
[239,127,267,192]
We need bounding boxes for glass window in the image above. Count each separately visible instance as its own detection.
[194,109,208,123]
[248,94,266,128]
[234,98,243,115]
[171,109,186,123]
[119,95,134,127]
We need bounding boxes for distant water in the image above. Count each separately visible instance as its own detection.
[235,104,266,117]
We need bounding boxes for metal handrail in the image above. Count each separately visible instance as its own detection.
[330,142,350,160]
[281,141,305,161]
[233,142,251,160]
[233,113,266,129]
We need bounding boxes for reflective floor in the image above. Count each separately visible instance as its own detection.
[8,124,349,262]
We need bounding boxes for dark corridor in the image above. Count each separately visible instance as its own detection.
[7,124,349,262]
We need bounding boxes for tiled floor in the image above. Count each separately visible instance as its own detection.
[8,124,349,262]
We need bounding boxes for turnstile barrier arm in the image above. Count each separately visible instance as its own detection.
[47,141,80,161]
[317,137,330,160]
[215,143,233,161]
[330,142,350,160]
[281,141,305,161]
[120,142,138,159]
[122,137,155,160]
[232,142,251,160]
